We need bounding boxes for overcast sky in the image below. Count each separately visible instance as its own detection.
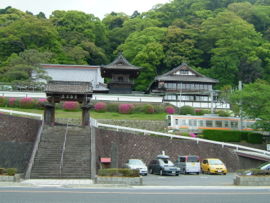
[0,0,171,19]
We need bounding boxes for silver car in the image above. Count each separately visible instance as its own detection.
[124,159,148,176]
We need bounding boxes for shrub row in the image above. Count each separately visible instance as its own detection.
[98,168,140,177]
[0,167,17,176]
[0,96,80,111]
[202,130,263,144]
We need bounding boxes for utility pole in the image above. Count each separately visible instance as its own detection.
[210,90,214,114]
[239,81,243,130]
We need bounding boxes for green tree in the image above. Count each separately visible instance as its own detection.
[132,42,165,91]
[0,49,52,83]
[229,79,270,131]
[201,11,263,86]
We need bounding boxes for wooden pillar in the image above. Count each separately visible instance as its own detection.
[44,103,55,126]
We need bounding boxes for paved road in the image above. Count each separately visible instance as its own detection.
[143,173,235,186]
[0,187,270,203]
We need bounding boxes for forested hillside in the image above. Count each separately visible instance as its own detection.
[1,0,270,91]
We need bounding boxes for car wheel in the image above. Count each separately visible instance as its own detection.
[160,170,163,176]
[197,172,200,175]
[223,173,226,175]
[208,169,212,175]
[176,173,179,176]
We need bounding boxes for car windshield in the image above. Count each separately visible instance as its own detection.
[129,159,144,165]
[187,156,199,162]
[208,159,223,165]
[159,159,174,166]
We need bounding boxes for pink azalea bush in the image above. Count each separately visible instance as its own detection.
[165,106,176,114]
[118,104,134,114]
[94,102,107,112]
[20,97,36,109]
[63,101,80,111]
[36,98,47,109]
[8,97,17,107]
[189,133,197,138]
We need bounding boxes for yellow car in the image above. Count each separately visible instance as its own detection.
[201,158,227,175]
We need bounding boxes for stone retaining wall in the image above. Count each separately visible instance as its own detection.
[234,175,270,186]
[95,128,241,172]
[0,114,41,173]
[95,176,142,185]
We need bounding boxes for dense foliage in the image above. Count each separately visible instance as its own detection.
[202,129,263,143]
[1,1,270,90]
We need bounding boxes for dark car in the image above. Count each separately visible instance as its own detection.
[148,155,180,176]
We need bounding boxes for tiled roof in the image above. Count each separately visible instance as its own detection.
[41,64,100,69]
[155,63,218,83]
[102,53,141,70]
[45,81,93,94]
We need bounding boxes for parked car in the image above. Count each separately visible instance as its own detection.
[201,158,227,175]
[148,155,180,176]
[124,159,148,176]
[175,155,200,174]
[242,162,270,175]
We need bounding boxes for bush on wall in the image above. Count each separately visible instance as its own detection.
[179,105,195,115]
[144,104,155,114]
[0,97,7,107]
[94,102,107,112]
[98,168,140,177]
[62,101,80,111]
[118,104,134,114]
[165,106,175,114]
[19,97,37,109]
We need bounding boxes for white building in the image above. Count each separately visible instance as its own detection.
[41,64,108,93]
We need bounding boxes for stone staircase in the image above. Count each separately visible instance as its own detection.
[30,125,91,179]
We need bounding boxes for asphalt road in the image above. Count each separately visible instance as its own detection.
[143,173,235,186]
[0,187,270,203]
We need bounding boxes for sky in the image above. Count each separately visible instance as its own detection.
[0,0,171,19]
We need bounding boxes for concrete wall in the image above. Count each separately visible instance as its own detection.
[0,114,41,173]
[96,128,246,172]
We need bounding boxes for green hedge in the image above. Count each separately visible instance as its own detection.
[98,168,140,177]
[202,130,263,144]
[203,130,242,142]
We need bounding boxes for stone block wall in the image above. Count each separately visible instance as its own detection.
[95,128,241,172]
[0,114,41,173]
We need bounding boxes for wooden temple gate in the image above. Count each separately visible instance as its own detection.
[44,81,93,126]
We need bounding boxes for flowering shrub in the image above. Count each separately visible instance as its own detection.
[20,97,37,109]
[165,106,175,114]
[94,102,107,112]
[0,97,7,107]
[8,98,18,107]
[118,104,134,114]
[189,133,197,138]
[195,109,204,115]
[144,104,155,114]
[36,98,47,109]
[63,101,80,111]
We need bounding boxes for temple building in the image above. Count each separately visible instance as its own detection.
[148,63,229,109]
[100,54,141,94]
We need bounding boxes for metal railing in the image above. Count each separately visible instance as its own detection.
[25,119,44,179]
[59,119,70,177]
[92,119,270,157]
[0,108,43,120]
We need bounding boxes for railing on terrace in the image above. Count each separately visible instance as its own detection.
[91,119,270,157]
[0,109,43,120]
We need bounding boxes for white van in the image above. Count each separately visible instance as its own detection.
[175,155,200,174]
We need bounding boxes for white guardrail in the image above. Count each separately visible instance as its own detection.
[0,109,43,120]
[92,120,270,157]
